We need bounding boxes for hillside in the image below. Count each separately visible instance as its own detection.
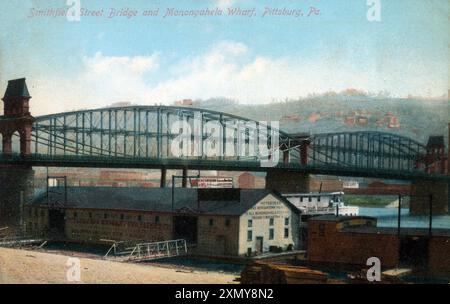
[193,96,450,145]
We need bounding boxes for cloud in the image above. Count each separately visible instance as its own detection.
[85,52,158,75]
[26,52,159,115]
[26,40,447,116]
[142,41,378,104]
[77,52,159,108]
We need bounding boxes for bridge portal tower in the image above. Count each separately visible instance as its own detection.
[410,134,450,215]
[0,78,34,155]
[0,78,35,235]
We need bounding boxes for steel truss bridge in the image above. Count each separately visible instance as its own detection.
[0,106,448,181]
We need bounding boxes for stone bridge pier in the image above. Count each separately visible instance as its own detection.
[266,136,311,193]
[266,171,311,193]
[0,79,35,234]
[410,133,450,215]
[0,166,35,234]
[410,181,449,215]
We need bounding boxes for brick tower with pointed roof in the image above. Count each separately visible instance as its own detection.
[0,78,35,155]
[0,78,35,235]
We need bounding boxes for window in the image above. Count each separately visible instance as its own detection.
[248,219,253,228]
[269,218,274,226]
[155,216,160,224]
[269,228,274,240]
[319,224,325,236]
[104,213,108,219]
[73,212,77,219]
[34,209,38,217]
[225,219,231,227]
[247,230,253,242]
[138,215,142,222]
[308,196,312,202]
[285,217,289,226]
[28,209,32,217]
[209,219,214,226]
[40,210,45,217]
[89,212,92,219]
[300,197,304,202]
[284,228,289,238]
[318,196,321,202]
[120,214,124,220]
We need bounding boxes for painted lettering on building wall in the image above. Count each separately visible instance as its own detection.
[246,201,290,219]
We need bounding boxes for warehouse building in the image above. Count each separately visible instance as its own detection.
[25,187,300,257]
[307,215,450,276]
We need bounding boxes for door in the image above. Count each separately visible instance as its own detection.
[173,216,198,244]
[256,237,263,254]
[399,236,429,269]
[49,209,65,235]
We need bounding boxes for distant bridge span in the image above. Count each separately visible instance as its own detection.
[0,105,448,181]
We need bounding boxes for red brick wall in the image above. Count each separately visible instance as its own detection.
[309,179,343,192]
[238,172,255,189]
[428,236,450,276]
[308,221,399,268]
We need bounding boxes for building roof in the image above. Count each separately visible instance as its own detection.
[342,226,450,237]
[29,187,299,216]
[3,78,31,99]
[283,192,344,197]
[309,215,376,222]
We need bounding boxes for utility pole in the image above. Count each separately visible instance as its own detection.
[429,194,433,237]
[397,194,402,238]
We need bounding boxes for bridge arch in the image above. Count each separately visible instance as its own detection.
[308,131,427,172]
[32,105,298,162]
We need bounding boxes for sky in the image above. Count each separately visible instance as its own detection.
[0,0,448,115]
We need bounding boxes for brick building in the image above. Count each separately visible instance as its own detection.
[25,188,300,257]
[307,215,450,276]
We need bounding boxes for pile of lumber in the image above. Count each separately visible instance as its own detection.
[240,261,332,284]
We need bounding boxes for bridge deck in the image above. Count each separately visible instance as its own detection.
[0,153,448,181]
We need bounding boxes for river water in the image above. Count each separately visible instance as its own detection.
[359,207,450,229]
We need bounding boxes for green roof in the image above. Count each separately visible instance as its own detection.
[3,78,31,99]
